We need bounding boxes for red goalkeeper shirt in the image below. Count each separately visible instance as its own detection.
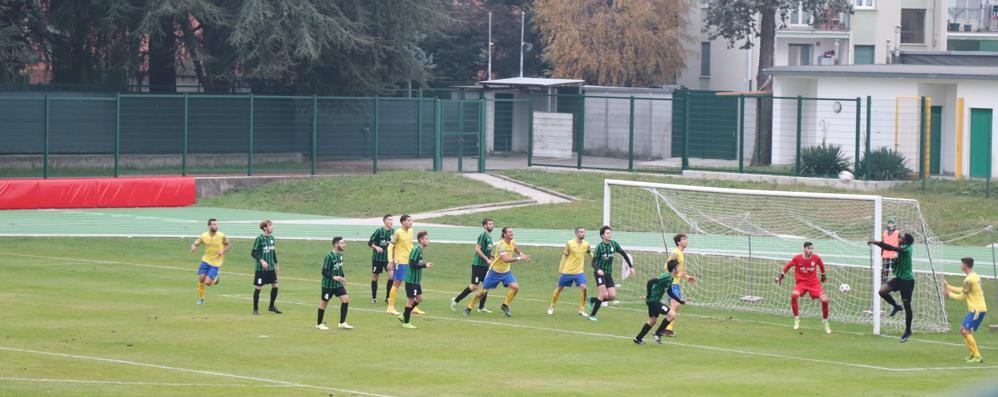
[783,254,826,285]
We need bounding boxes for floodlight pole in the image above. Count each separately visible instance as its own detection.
[487,11,492,80]
[519,10,525,77]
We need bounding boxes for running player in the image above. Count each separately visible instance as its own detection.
[190,218,230,304]
[317,237,352,330]
[586,226,634,321]
[399,231,432,329]
[451,218,495,313]
[634,259,686,345]
[548,226,590,317]
[251,220,281,315]
[776,242,830,333]
[868,233,916,342]
[369,214,394,304]
[881,219,901,285]
[387,215,423,315]
[942,257,987,363]
[663,233,696,337]
[465,226,530,317]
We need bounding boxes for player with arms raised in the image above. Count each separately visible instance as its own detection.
[868,233,916,342]
[777,241,831,333]
[942,257,987,363]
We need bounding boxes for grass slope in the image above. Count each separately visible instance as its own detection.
[197,170,525,218]
[2,237,995,396]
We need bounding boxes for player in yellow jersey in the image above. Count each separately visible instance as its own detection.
[190,218,230,304]
[943,257,988,363]
[466,227,530,317]
[663,233,696,337]
[548,227,591,317]
[386,215,424,315]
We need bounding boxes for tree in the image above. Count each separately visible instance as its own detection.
[702,0,851,165]
[533,0,692,86]
[0,0,46,84]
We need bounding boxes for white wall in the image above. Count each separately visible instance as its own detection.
[580,88,674,159]
[532,112,574,159]
[917,83,957,175]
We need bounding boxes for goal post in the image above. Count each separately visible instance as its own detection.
[603,179,949,335]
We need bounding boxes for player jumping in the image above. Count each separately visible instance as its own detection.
[776,241,830,333]
[868,233,916,342]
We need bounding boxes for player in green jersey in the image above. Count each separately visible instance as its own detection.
[399,231,433,329]
[451,218,495,313]
[318,237,352,330]
[368,214,395,304]
[251,220,281,315]
[587,226,634,321]
[634,259,687,345]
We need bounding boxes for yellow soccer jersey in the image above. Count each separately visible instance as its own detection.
[669,247,686,283]
[388,227,414,264]
[948,271,988,313]
[196,231,230,267]
[490,239,518,273]
[559,239,590,274]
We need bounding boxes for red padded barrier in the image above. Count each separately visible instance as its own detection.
[0,177,195,209]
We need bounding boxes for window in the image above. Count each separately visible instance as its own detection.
[854,45,875,64]
[788,3,812,26]
[901,9,926,44]
[854,0,874,10]
[700,42,711,77]
[788,44,813,66]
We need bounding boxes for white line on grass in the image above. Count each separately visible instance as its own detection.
[222,294,998,373]
[0,346,395,397]
[0,377,301,388]
[10,252,996,352]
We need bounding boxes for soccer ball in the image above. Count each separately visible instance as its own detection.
[839,283,851,293]
[838,170,854,182]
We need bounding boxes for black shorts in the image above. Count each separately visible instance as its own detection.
[594,272,615,289]
[471,266,489,284]
[253,271,278,286]
[372,260,388,274]
[886,278,915,301]
[646,302,671,317]
[321,287,347,301]
[881,258,896,270]
[405,282,422,298]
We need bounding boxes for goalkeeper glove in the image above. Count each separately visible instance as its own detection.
[820,273,827,283]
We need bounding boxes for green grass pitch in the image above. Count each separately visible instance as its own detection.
[2,237,996,396]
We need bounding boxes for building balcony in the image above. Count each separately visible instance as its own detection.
[948,2,998,34]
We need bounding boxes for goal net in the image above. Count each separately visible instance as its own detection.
[604,179,950,334]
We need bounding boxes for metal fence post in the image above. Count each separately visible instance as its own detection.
[373,96,380,174]
[854,97,862,174]
[416,90,423,158]
[43,94,49,179]
[458,101,465,172]
[479,98,486,172]
[919,96,926,193]
[311,95,318,176]
[738,95,745,173]
[114,93,121,177]
[527,98,534,167]
[182,94,189,176]
[795,95,803,177]
[865,96,872,181]
[577,94,585,169]
[628,96,635,171]
[682,91,689,171]
[248,93,254,176]
[433,98,442,171]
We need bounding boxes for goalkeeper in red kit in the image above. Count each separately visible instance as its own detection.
[776,241,831,334]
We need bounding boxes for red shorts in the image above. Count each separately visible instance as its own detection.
[793,282,824,299]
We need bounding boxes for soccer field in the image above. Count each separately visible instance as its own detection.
[2,237,996,396]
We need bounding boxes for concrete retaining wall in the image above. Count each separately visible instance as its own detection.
[0,153,304,169]
[532,112,573,159]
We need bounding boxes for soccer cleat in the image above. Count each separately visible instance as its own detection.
[966,356,984,364]
[501,304,511,317]
[338,322,353,330]
[653,334,663,344]
[889,305,903,317]
[823,320,831,334]
[386,307,401,315]
[402,322,418,329]
[412,307,426,315]
[547,306,555,315]
[478,308,492,314]
[663,329,676,337]
[793,316,800,330]
[578,310,588,317]
[268,306,283,314]
[371,298,377,304]
[384,297,388,304]
[463,308,471,317]
[586,300,594,313]
[633,338,645,345]
[450,299,458,311]
[899,331,912,343]
[252,310,260,315]
[587,315,598,322]
[316,323,330,330]
[196,299,205,305]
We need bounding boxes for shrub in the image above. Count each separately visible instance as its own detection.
[799,142,850,177]
[856,148,911,181]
